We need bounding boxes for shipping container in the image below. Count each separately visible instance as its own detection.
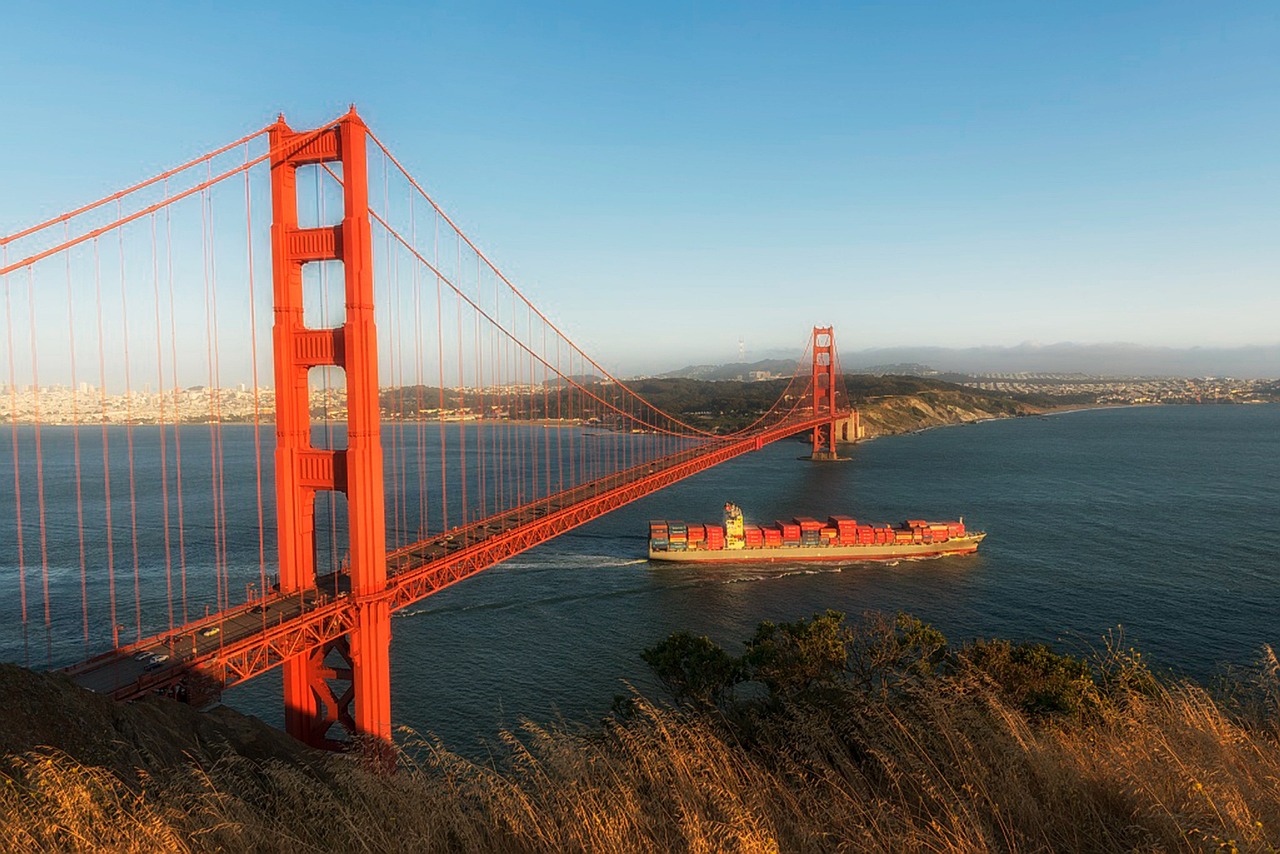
[793,517,823,531]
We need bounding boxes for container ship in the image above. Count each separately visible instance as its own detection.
[648,502,985,563]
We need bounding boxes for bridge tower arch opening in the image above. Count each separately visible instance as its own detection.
[269,108,390,749]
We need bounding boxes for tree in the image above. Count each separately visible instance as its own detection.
[641,632,744,708]
[743,610,852,698]
[846,611,950,695]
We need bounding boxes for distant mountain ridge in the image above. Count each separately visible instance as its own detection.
[653,359,801,381]
[652,344,1280,380]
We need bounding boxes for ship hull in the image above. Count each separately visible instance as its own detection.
[649,533,986,563]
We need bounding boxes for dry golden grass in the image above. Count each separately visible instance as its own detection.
[2,639,1278,852]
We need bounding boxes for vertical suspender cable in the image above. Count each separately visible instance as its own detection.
[64,228,90,646]
[456,236,466,536]
[118,203,143,643]
[25,268,51,661]
[202,185,223,612]
[488,272,499,514]
[411,190,428,540]
[243,148,267,599]
[93,238,118,647]
[151,212,175,633]
[475,255,485,519]
[211,177,233,608]
[4,258,28,661]
[547,320,552,507]
[435,213,447,534]
[382,158,402,550]
[555,335,563,493]
[164,194,189,625]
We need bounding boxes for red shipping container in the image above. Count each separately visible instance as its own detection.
[775,521,801,539]
[793,517,823,531]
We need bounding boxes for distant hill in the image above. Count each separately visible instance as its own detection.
[651,344,1280,381]
[833,343,1280,380]
[848,363,941,377]
[654,359,800,381]
[544,374,605,388]
[656,359,949,381]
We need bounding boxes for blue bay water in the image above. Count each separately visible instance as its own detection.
[3,405,1278,753]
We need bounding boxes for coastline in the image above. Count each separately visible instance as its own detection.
[841,399,1190,444]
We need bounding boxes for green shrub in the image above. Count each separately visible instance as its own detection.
[640,631,744,708]
[743,610,852,698]
[961,639,1100,719]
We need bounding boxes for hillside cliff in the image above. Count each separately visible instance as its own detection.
[851,388,1039,439]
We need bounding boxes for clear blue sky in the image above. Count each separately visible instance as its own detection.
[2,1,1277,373]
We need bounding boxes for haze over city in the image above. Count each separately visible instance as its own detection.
[2,1,1276,378]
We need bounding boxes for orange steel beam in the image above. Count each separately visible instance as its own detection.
[66,411,844,703]
[65,595,355,701]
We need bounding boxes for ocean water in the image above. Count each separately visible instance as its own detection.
[4,405,1278,752]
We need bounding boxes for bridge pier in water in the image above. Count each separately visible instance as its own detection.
[270,109,391,749]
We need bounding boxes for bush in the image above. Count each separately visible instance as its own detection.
[841,611,949,698]
[960,639,1101,720]
[640,631,744,708]
[743,610,852,699]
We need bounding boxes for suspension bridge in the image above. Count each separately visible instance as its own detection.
[0,108,850,749]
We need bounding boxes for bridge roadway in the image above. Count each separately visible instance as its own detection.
[65,413,839,702]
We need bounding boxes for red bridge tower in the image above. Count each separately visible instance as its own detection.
[810,326,841,461]
[269,109,390,748]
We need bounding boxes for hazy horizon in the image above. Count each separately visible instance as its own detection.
[626,341,1278,381]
